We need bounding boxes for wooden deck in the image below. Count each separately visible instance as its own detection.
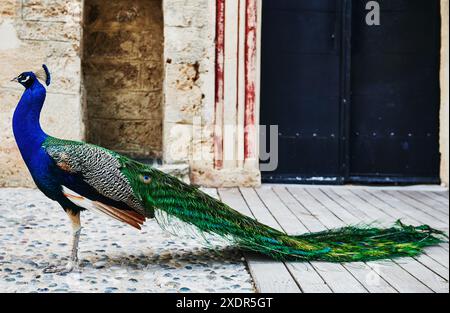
[206,186,449,293]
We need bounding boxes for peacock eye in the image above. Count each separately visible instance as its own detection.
[19,75,30,83]
[140,175,152,184]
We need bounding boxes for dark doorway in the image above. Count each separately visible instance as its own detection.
[349,0,441,184]
[260,0,441,185]
[260,0,344,184]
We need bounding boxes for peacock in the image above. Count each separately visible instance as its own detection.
[10,65,445,274]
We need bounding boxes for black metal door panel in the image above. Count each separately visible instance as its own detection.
[350,0,441,183]
[261,0,343,182]
[261,0,441,184]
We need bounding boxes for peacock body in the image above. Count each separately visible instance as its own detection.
[10,65,446,273]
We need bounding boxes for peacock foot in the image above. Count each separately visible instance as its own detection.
[43,261,80,275]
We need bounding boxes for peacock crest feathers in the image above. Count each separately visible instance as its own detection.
[34,64,51,86]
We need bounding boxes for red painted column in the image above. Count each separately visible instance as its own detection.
[214,0,259,168]
[214,0,226,169]
[244,0,258,161]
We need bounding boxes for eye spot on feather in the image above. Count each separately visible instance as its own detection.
[140,175,152,184]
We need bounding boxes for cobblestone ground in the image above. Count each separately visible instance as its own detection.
[0,188,255,293]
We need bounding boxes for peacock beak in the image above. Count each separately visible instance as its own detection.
[11,76,19,83]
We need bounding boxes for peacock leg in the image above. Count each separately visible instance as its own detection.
[43,210,81,275]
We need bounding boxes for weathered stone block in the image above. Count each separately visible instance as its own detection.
[158,163,190,184]
[163,0,210,28]
[84,0,162,31]
[163,123,193,163]
[0,89,22,141]
[0,143,34,188]
[190,167,261,188]
[141,62,164,91]
[164,26,211,64]
[43,40,79,59]
[165,87,203,124]
[137,30,164,61]
[0,90,83,142]
[22,0,82,22]
[17,20,80,42]
[191,124,215,167]
[0,0,19,18]
[88,119,162,158]
[163,62,205,123]
[1,40,82,94]
[45,52,81,94]
[84,29,163,62]
[84,30,139,59]
[87,91,162,121]
[168,62,200,91]
[41,92,84,140]
[1,40,80,97]
[84,60,140,91]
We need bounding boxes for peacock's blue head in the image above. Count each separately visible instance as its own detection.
[11,64,51,89]
[12,72,36,89]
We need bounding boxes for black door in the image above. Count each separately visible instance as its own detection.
[261,0,441,185]
[260,0,345,183]
[349,0,441,184]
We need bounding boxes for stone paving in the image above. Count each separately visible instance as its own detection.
[0,188,255,293]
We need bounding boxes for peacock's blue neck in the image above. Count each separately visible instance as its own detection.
[12,80,48,164]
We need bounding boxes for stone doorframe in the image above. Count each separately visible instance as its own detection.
[440,0,449,187]
[162,0,262,187]
[162,0,448,187]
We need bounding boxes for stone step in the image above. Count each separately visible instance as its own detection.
[136,159,190,184]
[157,163,191,184]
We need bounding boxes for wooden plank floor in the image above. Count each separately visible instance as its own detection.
[216,186,449,293]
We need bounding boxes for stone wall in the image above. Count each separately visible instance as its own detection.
[83,0,164,159]
[162,0,218,182]
[162,0,261,187]
[0,0,447,188]
[440,0,449,186]
[0,0,83,187]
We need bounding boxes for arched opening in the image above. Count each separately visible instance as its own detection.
[83,0,164,160]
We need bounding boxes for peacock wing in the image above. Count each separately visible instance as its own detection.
[42,137,152,228]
